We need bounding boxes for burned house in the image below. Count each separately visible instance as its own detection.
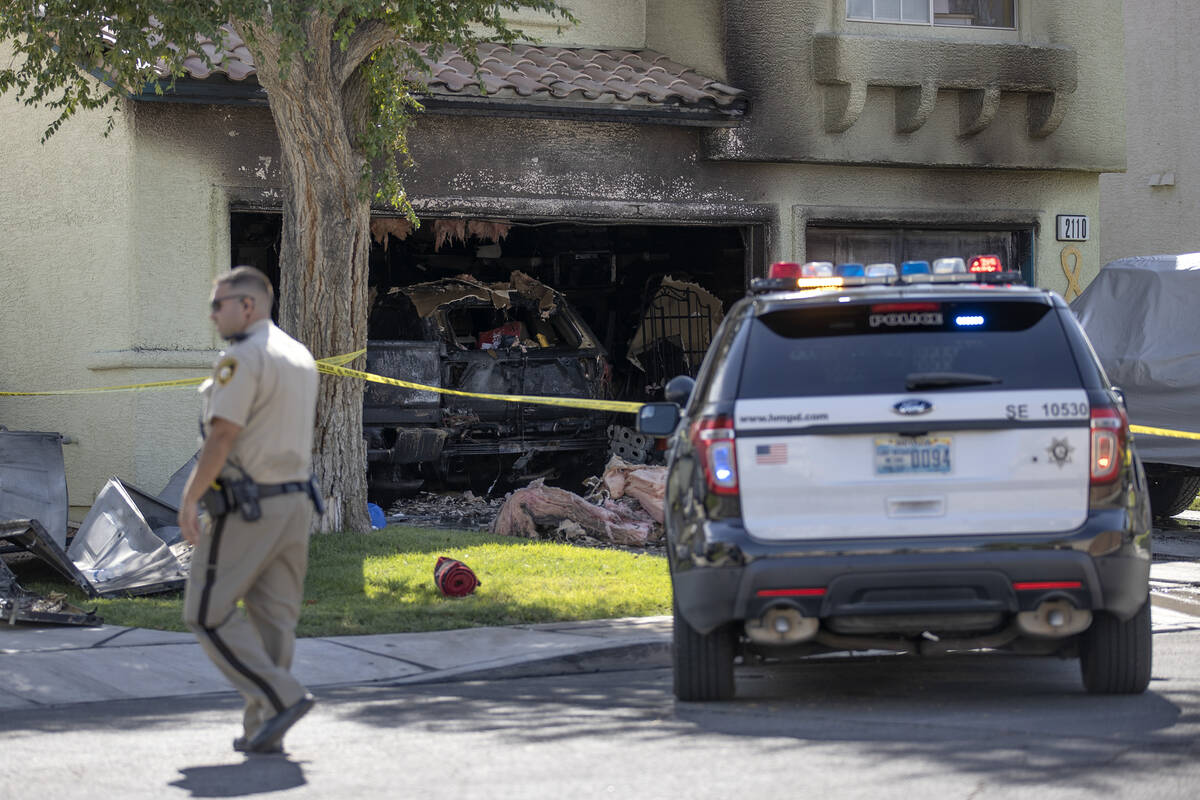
[0,1,1125,512]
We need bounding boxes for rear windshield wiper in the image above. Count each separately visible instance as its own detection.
[905,372,1002,391]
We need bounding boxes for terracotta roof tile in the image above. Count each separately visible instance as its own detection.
[164,27,745,116]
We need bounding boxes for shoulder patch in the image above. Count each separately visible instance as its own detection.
[215,356,238,386]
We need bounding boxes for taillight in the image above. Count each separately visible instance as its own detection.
[691,415,738,495]
[1089,406,1126,483]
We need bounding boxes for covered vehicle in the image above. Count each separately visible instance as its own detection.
[365,271,612,498]
[1071,253,1200,518]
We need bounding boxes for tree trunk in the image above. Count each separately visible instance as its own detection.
[240,16,371,533]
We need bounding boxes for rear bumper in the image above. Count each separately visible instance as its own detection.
[671,509,1151,634]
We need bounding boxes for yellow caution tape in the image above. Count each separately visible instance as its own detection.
[0,350,367,397]
[315,361,644,414]
[0,376,208,396]
[0,346,643,414]
[319,349,366,367]
[1130,424,1200,442]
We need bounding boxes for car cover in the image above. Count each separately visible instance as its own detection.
[1070,253,1200,468]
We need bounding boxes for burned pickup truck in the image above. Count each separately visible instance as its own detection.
[364,272,612,499]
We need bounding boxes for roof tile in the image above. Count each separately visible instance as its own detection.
[166,26,745,114]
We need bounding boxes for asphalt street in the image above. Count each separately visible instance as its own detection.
[2,627,1199,800]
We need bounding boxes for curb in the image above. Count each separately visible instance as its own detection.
[1151,590,1200,619]
[388,640,672,686]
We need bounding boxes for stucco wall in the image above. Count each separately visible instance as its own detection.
[0,72,234,516]
[506,0,646,48]
[711,0,1125,173]
[1099,0,1200,263]
[646,0,725,80]
[0,79,142,516]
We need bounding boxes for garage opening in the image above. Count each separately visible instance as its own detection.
[806,224,1035,283]
[231,211,759,497]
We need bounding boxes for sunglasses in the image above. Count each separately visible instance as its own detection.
[210,294,250,312]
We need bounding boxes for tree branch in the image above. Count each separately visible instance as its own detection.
[335,20,400,87]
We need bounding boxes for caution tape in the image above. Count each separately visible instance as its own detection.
[315,361,644,414]
[0,350,368,397]
[0,376,208,397]
[1130,424,1200,442]
[0,347,643,414]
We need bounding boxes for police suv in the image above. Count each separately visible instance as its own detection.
[637,257,1153,701]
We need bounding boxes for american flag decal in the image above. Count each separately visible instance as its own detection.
[756,443,787,465]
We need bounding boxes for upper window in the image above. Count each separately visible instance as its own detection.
[848,0,1016,29]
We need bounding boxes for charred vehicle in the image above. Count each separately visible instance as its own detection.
[365,272,612,498]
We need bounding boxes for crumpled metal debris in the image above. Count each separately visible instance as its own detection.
[68,477,190,597]
[0,520,101,626]
[1,554,100,626]
[0,430,69,548]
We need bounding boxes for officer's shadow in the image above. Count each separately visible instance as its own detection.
[169,757,306,797]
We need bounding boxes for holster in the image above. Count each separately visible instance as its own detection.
[201,478,262,522]
[201,475,324,521]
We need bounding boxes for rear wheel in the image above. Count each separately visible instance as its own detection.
[673,601,736,701]
[1079,600,1152,694]
[1147,471,1200,519]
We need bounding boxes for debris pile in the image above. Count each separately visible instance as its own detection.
[490,457,666,549]
[1,433,198,626]
[385,491,505,530]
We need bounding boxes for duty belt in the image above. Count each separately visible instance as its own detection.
[202,476,326,522]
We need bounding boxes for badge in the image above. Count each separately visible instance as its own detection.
[215,356,238,386]
[1046,437,1074,468]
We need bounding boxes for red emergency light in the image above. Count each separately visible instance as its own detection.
[968,254,1004,273]
[768,262,802,279]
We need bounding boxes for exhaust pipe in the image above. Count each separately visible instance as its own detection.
[1015,599,1092,638]
[745,606,819,645]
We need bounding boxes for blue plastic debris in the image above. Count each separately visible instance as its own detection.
[367,503,387,530]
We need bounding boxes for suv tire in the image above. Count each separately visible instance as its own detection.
[1079,600,1152,695]
[1147,472,1200,520]
[673,601,736,702]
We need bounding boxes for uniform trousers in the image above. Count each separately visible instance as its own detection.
[183,492,313,738]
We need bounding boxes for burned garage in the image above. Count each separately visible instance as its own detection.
[232,212,754,500]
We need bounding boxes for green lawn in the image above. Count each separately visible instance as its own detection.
[22,526,671,637]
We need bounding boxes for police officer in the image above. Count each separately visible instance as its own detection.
[178,266,321,755]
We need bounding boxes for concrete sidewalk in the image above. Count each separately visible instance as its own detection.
[0,616,673,711]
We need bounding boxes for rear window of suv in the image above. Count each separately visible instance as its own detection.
[740,299,1082,398]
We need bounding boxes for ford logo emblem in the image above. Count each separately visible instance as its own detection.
[893,399,933,416]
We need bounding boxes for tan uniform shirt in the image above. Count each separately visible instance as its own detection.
[199,319,318,484]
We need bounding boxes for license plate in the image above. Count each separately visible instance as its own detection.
[874,436,952,475]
